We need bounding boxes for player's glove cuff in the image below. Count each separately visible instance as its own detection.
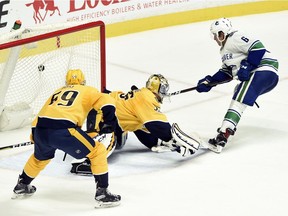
[196,75,214,92]
[237,60,255,81]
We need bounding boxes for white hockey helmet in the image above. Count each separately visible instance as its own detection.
[210,18,233,39]
[146,74,169,103]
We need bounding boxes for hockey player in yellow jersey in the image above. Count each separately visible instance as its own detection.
[12,69,121,208]
[94,75,199,152]
[71,74,201,175]
[110,76,169,135]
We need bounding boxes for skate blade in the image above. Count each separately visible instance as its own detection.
[209,145,222,153]
[11,192,34,199]
[200,140,222,153]
[95,200,121,208]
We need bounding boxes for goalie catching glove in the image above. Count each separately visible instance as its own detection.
[151,139,194,157]
[151,123,201,157]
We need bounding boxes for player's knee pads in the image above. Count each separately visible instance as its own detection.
[87,142,108,175]
[24,154,51,178]
[92,133,116,158]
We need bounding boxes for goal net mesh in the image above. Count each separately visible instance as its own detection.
[0,21,106,131]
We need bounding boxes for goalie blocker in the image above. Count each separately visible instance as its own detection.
[71,123,202,175]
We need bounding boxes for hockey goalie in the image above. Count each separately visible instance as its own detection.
[71,74,202,175]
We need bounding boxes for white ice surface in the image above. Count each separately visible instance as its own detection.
[1,11,288,216]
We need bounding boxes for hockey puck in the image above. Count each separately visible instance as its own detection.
[38,64,45,72]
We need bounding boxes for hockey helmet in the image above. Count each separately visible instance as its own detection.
[146,74,169,103]
[65,69,86,85]
[210,17,233,40]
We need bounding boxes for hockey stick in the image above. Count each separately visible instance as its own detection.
[167,79,232,96]
[0,141,33,151]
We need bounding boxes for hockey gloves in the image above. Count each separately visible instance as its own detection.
[131,85,138,90]
[100,105,116,134]
[99,122,114,134]
[237,59,255,81]
[103,87,111,94]
[151,140,194,157]
[196,75,214,92]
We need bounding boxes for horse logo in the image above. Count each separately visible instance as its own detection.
[26,0,61,24]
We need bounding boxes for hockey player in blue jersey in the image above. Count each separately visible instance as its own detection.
[196,18,279,153]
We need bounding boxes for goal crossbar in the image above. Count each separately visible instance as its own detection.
[0,20,106,131]
[0,21,106,90]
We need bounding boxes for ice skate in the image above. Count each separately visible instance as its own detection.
[95,187,121,208]
[206,128,235,153]
[11,175,36,199]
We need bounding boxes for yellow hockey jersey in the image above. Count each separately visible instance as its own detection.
[110,87,168,132]
[33,85,115,128]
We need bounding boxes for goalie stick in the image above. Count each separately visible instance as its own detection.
[0,141,33,151]
[167,79,232,96]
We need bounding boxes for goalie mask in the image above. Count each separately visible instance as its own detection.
[210,17,233,42]
[146,74,169,103]
[65,69,86,86]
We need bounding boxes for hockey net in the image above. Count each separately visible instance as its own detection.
[0,21,106,131]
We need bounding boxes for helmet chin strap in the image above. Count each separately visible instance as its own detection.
[216,34,226,47]
[219,37,225,43]
[152,92,162,103]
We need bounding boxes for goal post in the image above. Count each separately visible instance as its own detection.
[0,21,106,131]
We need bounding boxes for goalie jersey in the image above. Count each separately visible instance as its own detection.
[110,87,168,132]
[87,87,172,149]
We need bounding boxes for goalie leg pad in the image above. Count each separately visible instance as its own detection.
[70,158,92,175]
[171,123,201,151]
